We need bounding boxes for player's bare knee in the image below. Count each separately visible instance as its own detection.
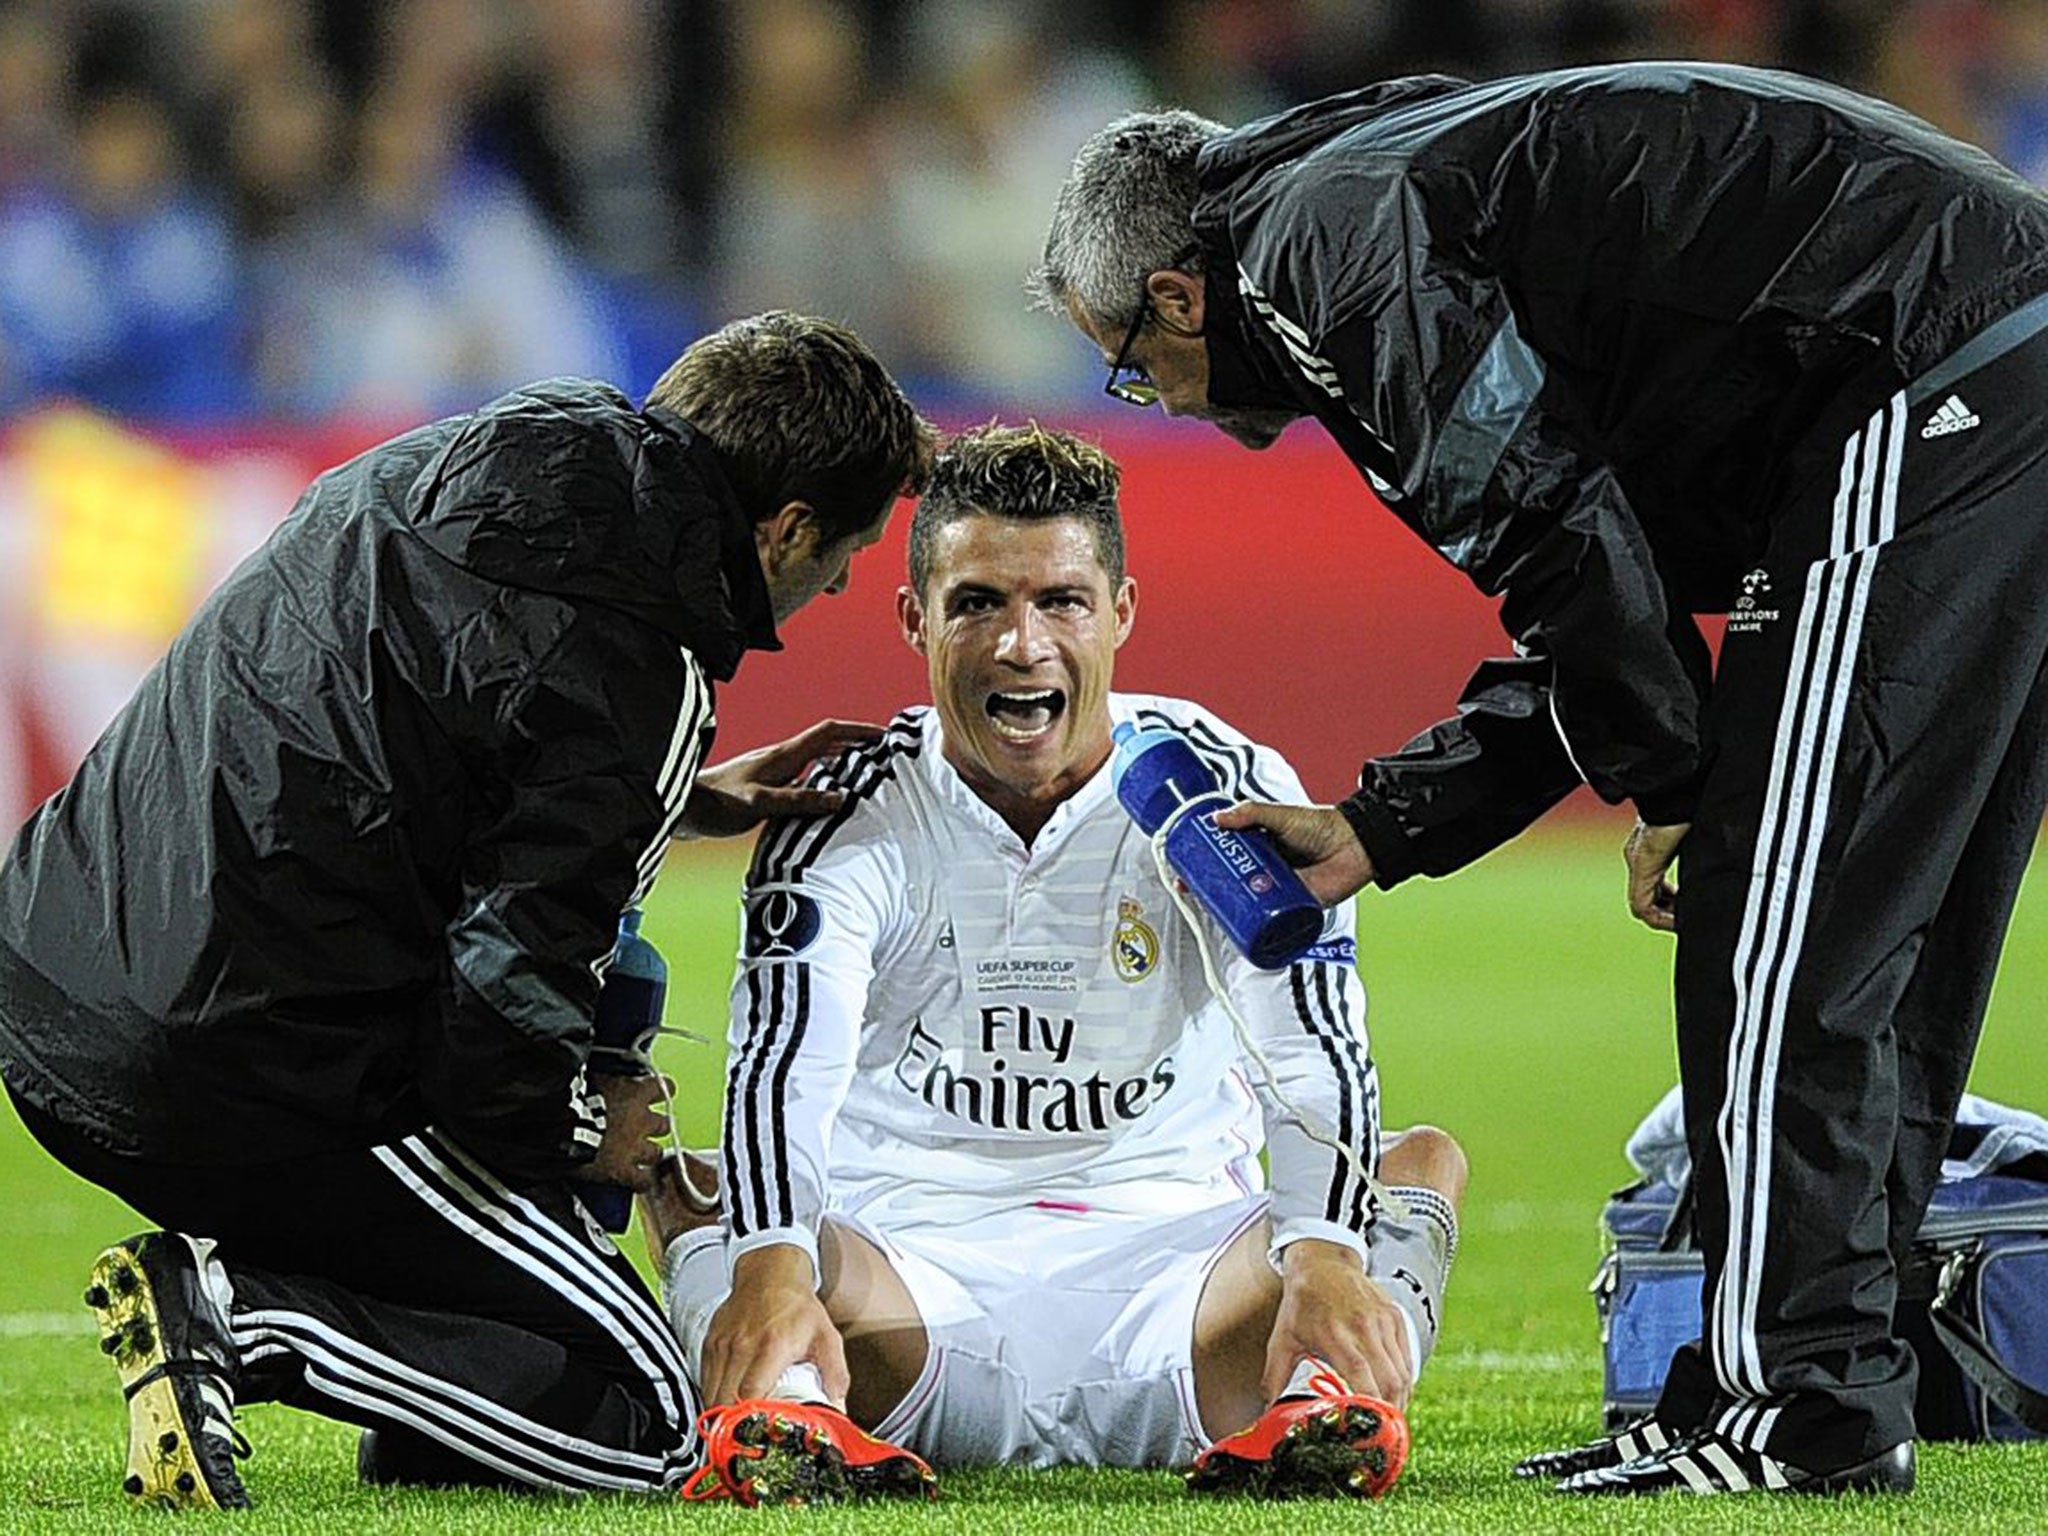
[1380,1125,1468,1204]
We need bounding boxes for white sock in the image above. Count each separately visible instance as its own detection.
[1372,1185,1454,1383]
[1388,1184,1460,1278]
[771,1362,830,1405]
[1279,1356,1346,1399]
[661,1228,730,1372]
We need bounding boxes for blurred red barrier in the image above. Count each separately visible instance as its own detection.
[1,411,1557,822]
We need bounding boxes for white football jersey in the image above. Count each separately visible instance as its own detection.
[719,695,1378,1280]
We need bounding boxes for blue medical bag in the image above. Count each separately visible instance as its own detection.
[1595,1169,2048,1440]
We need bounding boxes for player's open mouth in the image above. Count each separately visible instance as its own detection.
[985,688,1066,741]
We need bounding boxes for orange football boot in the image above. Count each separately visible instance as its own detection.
[1187,1364,1409,1500]
[681,1398,937,1507]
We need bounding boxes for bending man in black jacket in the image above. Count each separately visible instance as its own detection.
[0,312,934,1507]
[1037,65,2048,1496]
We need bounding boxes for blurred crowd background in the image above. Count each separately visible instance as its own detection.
[1,0,2046,424]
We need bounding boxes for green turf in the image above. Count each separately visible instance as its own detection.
[4,822,2046,1532]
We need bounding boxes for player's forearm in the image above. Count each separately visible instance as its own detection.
[722,940,867,1242]
[1281,1235,1368,1280]
[1269,1214,1372,1269]
[1255,1007,1380,1254]
[1267,1141,1379,1257]
[727,1227,823,1292]
[732,1239,819,1292]
[718,888,876,1325]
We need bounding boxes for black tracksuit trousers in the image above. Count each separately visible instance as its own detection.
[13,1091,700,1494]
[1653,300,2048,1469]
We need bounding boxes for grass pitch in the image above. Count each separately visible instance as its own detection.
[3,823,2045,1533]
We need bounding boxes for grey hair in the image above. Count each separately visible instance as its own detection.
[1029,108,1229,329]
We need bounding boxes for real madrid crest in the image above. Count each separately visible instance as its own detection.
[1113,897,1159,983]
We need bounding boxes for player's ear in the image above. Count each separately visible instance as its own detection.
[1112,576,1137,649]
[756,500,818,574]
[1146,269,1205,335]
[898,585,928,655]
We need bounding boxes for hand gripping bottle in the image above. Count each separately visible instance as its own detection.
[583,907,668,1233]
[1110,721,1326,970]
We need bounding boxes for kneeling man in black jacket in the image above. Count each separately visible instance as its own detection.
[0,312,933,1507]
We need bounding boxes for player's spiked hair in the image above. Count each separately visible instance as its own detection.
[1030,109,1229,329]
[648,311,937,541]
[908,422,1125,594]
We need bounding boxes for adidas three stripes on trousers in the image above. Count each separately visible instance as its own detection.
[12,1093,700,1493]
[1652,297,2048,1469]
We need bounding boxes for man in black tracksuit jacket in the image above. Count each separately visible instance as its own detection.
[0,313,932,1506]
[1039,64,2048,1494]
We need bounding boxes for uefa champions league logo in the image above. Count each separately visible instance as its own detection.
[1730,568,1780,634]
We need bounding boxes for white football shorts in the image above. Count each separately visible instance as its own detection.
[844,1191,1442,1469]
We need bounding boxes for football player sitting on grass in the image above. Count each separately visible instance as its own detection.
[641,422,1467,1505]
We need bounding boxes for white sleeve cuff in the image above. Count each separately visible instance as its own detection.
[1266,1217,1372,1274]
[725,1227,822,1292]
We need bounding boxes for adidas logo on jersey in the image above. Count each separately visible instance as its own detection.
[1920,393,1980,438]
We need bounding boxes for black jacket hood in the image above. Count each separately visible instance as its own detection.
[1198,76,1470,190]
[403,379,778,680]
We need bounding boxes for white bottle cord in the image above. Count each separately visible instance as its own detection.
[603,1022,717,1206]
[1147,807,1406,1228]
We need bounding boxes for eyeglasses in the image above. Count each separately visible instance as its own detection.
[1104,297,1159,407]
[1102,245,1202,409]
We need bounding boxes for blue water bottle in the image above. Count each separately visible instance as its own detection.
[1111,721,1326,970]
[582,907,668,1233]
